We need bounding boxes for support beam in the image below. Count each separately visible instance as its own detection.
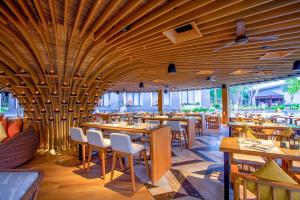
[158,90,163,114]
[222,84,230,124]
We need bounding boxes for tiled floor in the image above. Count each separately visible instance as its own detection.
[134,126,230,200]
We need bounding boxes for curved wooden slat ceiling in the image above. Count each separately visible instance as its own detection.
[0,0,299,149]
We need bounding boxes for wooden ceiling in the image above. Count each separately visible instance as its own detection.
[1,0,300,94]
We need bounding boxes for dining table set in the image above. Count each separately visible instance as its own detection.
[220,118,300,200]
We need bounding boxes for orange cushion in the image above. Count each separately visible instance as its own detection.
[1,118,9,133]
[7,119,22,138]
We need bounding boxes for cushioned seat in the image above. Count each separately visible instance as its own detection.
[0,170,43,200]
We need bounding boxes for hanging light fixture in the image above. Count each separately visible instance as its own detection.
[293,60,300,71]
[168,63,176,73]
[139,82,144,88]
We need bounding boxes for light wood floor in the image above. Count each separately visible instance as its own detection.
[21,150,154,200]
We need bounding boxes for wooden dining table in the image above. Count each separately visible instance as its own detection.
[220,137,300,200]
[136,115,196,148]
[80,122,171,183]
[228,121,300,137]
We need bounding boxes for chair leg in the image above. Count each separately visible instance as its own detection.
[100,149,106,179]
[143,150,150,179]
[110,152,117,181]
[118,155,124,171]
[82,144,86,170]
[178,133,183,151]
[87,145,92,172]
[183,131,188,148]
[129,155,136,192]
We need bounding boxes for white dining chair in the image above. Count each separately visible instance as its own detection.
[70,127,88,170]
[86,130,111,179]
[165,121,187,150]
[110,133,150,192]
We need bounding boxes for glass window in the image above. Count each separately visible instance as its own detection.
[126,93,133,106]
[194,90,201,105]
[151,92,158,106]
[139,93,143,106]
[133,93,139,106]
[103,93,110,106]
[181,91,188,104]
[163,92,170,105]
[0,92,23,117]
[188,91,195,104]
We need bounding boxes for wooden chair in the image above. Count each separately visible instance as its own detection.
[110,133,150,192]
[231,170,300,200]
[70,127,88,170]
[86,130,111,179]
[195,117,203,136]
[207,116,220,129]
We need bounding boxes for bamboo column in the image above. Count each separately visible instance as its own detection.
[222,84,230,124]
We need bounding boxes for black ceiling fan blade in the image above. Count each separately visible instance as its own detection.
[236,20,246,36]
[213,41,235,52]
[249,36,279,42]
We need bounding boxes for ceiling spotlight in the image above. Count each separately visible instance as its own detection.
[139,82,144,88]
[293,60,300,71]
[206,77,211,81]
[164,89,168,94]
[116,90,120,94]
[168,63,176,74]
[122,25,131,32]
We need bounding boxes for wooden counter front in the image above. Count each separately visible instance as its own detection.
[80,122,171,183]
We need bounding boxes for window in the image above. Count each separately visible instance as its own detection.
[126,93,133,106]
[163,92,170,105]
[139,93,143,106]
[151,92,158,106]
[181,91,188,104]
[133,93,140,106]
[103,93,110,106]
[194,90,201,105]
[188,91,195,104]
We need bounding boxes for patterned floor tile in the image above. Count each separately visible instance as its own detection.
[134,126,228,199]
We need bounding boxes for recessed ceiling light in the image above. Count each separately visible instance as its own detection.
[230,70,251,75]
[196,70,214,75]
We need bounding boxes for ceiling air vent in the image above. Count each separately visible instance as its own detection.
[163,22,202,44]
[175,24,193,33]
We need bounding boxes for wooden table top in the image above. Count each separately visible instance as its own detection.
[220,137,300,161]
[137,116,194,122]
[227,121,300,130]
[80,122,165,134]
[94,112,134,117]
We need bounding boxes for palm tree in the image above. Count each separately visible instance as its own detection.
[283,78,300,103]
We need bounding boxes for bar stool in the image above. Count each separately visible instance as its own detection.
[86,130,111,179]
[110,133,150,192]
[165,121,187,150]
[70,127,88,170]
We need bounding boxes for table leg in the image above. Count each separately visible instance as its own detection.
[224,152,230,200]
[289,118,293,124]
[79,144,82,160]
[229,127,232,137]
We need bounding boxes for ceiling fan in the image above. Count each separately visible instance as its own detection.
[213,20,279,52]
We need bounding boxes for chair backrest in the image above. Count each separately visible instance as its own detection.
[165,121,181,132]
[70,127,86,143]
[86,130,106,147]
[110,133,133,154]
